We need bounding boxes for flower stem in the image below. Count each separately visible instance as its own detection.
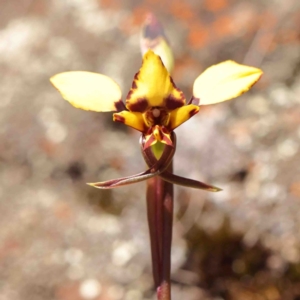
[147,162,173,300]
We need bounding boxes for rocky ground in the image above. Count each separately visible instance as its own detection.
[0,0,300,299]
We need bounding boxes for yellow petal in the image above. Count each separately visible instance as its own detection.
[193,61,263,105]
[113,111,146,132]
[50,71,123,112]
[140,13,174,73]
[126,50,185,112]
[168,104,200,130]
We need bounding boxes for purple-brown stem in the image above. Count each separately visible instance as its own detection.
[147,162,173,300]
[146,176,162,288]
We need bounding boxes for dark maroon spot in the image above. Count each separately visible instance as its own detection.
[131,80,137,89]
[134,72,140,81]
[127,97,148,112]
[158,129,164,141]
[165,93,185,110]
[146,127,153,135]
[161,126,170,134]
[126,89,134,100]
[189,108,199,118]
[114,100,126,112]
[113,114,125,123]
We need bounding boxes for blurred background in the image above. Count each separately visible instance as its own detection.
[0,0,300,299]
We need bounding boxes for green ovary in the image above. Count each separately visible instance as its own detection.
[151,141,166,160]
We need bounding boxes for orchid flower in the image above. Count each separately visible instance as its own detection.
[50,49,262,191]
[50,14,262,300]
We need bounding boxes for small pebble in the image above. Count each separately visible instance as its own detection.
[277,139,298,159]
[46,122,68,144]
[260,182,286,203]
[112,241,137,266]
[259,164,277,181]
[38,106,59,126]
[79,279,102,299]
[269,84,291,107]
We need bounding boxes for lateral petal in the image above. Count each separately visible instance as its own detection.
[159,171,222,192]
[168,104,199,130]
[89,142,175,189]
[88,169,160,189]
[193,61,263,105]
[113,111,147,132]
[50,71,123,112]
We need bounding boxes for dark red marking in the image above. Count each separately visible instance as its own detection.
[157,128,164,141]
[161,126,170,134]
[189,107,199,118]
[165,93,185,110]
[131,72,140,89]
[127,97,148,112]
[126,89,134,100]
[131,80,137,89]
[113,114,125,123]
[114,100,126,112]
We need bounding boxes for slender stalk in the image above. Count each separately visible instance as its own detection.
[147,162,173,300]
[161,162,173,300]
[146,176,162,288]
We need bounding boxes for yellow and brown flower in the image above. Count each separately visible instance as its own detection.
[50,43,262,191]
[113,50,199,149]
